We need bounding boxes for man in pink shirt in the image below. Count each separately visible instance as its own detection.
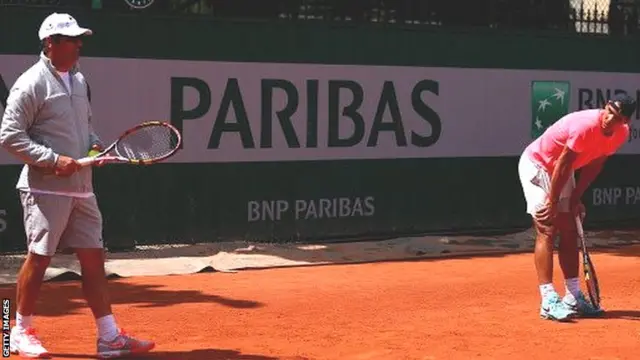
[518,93,635,322]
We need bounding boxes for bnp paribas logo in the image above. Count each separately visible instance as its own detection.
[531,81,570,139]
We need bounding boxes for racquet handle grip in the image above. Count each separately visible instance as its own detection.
[77,156,95,167]
[575,214,583,236]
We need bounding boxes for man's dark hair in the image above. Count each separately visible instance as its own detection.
[609,93,637,118]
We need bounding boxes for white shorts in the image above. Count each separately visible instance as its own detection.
[20,191,104,256]
[517,152,575,215]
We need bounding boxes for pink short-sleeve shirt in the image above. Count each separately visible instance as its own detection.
[525,109,629,174]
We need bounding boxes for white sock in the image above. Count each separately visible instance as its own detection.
[539,283,556,299]
[565,277,581,300]
[96,314,119,342]
[15,313,32,331]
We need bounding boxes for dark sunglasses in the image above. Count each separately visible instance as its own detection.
[52,35,83,43]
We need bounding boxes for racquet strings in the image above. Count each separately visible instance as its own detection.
[115,124,179,161]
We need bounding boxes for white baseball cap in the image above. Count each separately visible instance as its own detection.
[38,13,93,41]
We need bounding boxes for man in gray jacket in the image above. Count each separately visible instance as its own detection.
[0,13,154,359]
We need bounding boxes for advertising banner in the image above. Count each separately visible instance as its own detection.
[3,55,640,165]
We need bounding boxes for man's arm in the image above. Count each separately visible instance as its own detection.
[547,145,577,203]
[573,156,607,201]
[0,86,58,168]
[89,130,102,150]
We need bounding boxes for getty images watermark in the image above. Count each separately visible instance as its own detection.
[2,298,9,358]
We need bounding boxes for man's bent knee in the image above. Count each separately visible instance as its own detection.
[533,217,557,239]
[24,252,52,271]
[535,232,555,246]
[75,248,106,274]
[555,212,577,236]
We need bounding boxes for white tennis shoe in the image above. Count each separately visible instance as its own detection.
[10,326,50,359]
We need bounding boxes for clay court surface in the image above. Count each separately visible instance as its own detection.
[1,245,639,360]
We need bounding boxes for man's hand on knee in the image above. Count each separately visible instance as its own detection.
[533,217,556,237]
[534,198,558,229]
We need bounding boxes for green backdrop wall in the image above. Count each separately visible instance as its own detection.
[1,7,639,253]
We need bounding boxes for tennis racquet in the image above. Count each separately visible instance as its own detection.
[77,121,182,167]
[575,214,601,309]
